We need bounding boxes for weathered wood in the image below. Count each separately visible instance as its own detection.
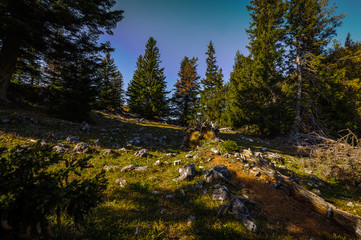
[276,176,361,238]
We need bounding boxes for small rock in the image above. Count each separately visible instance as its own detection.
[66,135,80,143]
[115,179,127,187]
[73,142,89,153]
[311,189,321,196]
[211,148,221,155]
[134,226,140,236]
[121,164,136,172]
[134,149,149,158]
[206,158,212,162]
[254,171,261,177]
[187,215,195,226]
[1,118,10,124]
[164,161,169,165]
[152,191,160,195]
[166,195,174,199]
[119,147,129,152]
[347,202,355,207]
[261,147,268,151]
[104,165,118,171]
[53,145,66,153]
[173,164,196,181]
[154,160,161,166]
[166,153,176,157]
[223,153,232,158]
[133,166,149,171]
[185,154,193,158]
[94,139,101,147]
[80,121,90,132]
[203,188,208,194]
[174,160,181,165]
[103,149,115,155]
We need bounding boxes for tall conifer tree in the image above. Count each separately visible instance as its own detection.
[96,51,123,111]
[127,37,168,118]
[285,0,344,133]
[200,41,225,124]
[171,57,200,125]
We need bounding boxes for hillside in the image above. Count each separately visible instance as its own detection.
[0,103,360,240]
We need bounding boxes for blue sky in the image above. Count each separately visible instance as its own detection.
[100,0,361,92]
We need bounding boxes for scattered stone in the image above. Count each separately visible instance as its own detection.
[206,157,212,162]
[94,139,101,147]
[212,185,229,202]
[115,179,127,187]
[80,121,90,132]
[261,147,268,151]
[174,160,181,165]
[202,170,214,183]
[166,153,176,157]
[148,176,158,180]
[234,152,241,158]
[119,147,129,152]
[103,149,115,155]
[202,188,208,194]
[185,154,193,158]
[211,165,230,178]
[166,195,174,199]
[187,215,196,226]
[152,191,160,195]
[134,149,149,158]
[164,161,169,165]
[305,169,313,175]
[133,166,149,171]
[254,171,261,177]
[103,165,118,171]
[66,135,80,144]
[73,142,89,153]
[121,164,136,172]
[53,145,66,153]
[347,202,355,207]
[211,148,221,155]
[267,152,284,164]
[100,128,108,134]
[1,118,10,124]
[173,164,196,181]
[242,148,254,156]
[223,153,232,158]
[154,160,161,166]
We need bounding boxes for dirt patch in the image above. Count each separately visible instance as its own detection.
[211,156,356,239]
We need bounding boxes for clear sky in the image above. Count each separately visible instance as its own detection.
[100,0,361,92]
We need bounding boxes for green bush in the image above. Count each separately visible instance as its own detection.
[221,140,239,153]
[0,142,107,239]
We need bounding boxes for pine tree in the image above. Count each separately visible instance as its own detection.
[96,51,123,111]
[200,41,225,124]
[171,57,200,126]
[285,0,345,133]
[127,37,168,118]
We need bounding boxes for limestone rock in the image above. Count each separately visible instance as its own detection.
[133,166,149,171]
[211,165,230,178]
[103,149,115,155]
[134,149,149,158]
[115,179,127,187]
[66,135,80,143]
[212,185,229,202]
[121,164,136,172]
[173,164,196,181]
[73,142,89,153]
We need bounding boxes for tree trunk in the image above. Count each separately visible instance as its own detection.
[294,48,302,134]
[0,31,22,99]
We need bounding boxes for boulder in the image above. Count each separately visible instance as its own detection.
[211,165,230,178]
[212,185,229,202]
[231,197,258,233]
[173,164,196,181]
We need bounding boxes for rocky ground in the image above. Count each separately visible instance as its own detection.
[0,105,360,240]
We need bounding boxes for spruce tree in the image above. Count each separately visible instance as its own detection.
[225,0,290,134]
[200,41,225,124]
[127,37,168,118]
[96,52,123,111]
[0,0,123,99]
[171,57,200,126]
[285,0,345,133]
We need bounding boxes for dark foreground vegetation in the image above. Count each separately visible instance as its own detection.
[1,0,361,239]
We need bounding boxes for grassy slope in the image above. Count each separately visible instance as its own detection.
[0,104,360,240]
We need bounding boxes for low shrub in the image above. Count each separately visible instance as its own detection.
[221,140,239,153]
[0,142,107,239]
